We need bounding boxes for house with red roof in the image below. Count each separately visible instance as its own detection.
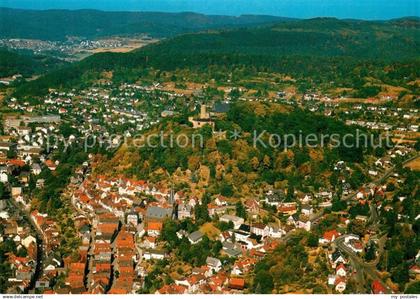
[7,159,26,167]
[371,280,387,294]
[92,262,111,274]
[319,229,340,244]
[115,229,134,249]
[409,264,420,279]
[336,264,347,277]
[334,277,346,293]
[156,284,187,294]
[146,221,163,237]
[96,223,118,241]
[45,160,57,171]
[244,198,260,214]
[278,203,297,215]
[229,277,245,290]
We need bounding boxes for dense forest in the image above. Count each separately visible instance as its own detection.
[13,17,420,97]
[0,48,67,78]
[0,7,291,40]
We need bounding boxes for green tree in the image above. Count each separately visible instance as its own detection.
[406,281,420,294]
[235,201,247,219]
[220,183,234,197]
[194,203,210,224]
[365,243,376,261]
[391,263,409,286]
[307,233,319,247]
[253,270,274,294]
[160,219,179,249]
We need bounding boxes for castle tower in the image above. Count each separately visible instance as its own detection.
[200,104,209,119]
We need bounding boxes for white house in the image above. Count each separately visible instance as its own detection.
[335,278,346,293]
[220,214,244,229]
[296,220,311,232]
[336,264,347,277]
[143,249,165,260]
[251,223,270,237]
[301,205,314,216]
[31,163,42,176]
[206,257,222,273]
[22,235,36,248]
[268,224,284,238]
[188,231,204,244]
[0,172,7,183]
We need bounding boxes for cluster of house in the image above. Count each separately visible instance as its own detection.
[5,82,195,142]
[1,114,60,161]
[343,106,418,133]
[0,157,58,210]
[300,93,418,131]
[30,211,60,251]
[153,230,282,294]
[63,214,139,294]
[0,37,155,61]
[63,173,332,293]
[156,257,257,294]
[320,227,391,294]
[321,230,354,293]
[0,209,37,292]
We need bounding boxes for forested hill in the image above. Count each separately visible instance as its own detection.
[0,7,291,40]
[138,17,419,61]
[0,48,68,78]
[13,17,420,97]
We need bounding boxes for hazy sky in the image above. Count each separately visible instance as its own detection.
[0,0,418,19]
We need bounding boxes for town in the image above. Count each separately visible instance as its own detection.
[0,4,419,295]
[0,36,156,62]
[0,78,418,294]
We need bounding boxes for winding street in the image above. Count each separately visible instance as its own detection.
[333,153,419,293]
[334,234,391,293]
[6,196,45,293]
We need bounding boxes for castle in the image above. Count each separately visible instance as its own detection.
[188,104,215,129]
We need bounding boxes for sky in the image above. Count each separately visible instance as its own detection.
[0,0,418,20]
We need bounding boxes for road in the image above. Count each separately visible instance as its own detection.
[341,153,419,203]
[6,197,45,293]
[278,153,419,292]
[334,235,392,294]
[332,153,419,293]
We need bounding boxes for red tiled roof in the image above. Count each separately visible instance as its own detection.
[371,280,386,294]
[94,263,111,272]
[8,159,26,167]
[97,223,118,234]
[66,274,84,287]
[45,160,56,169]
[70,263,85,273]
[108,288,128,294]
[278,206,297,213]
[336,263,346,272]
[147,221,163,231]
[118,266,134,274]
[145,236,156,243]
[323,229,340,241]
[335,277,346,285]
[115,230,134,249]
[229,277,245,289]
[158,284,186,294]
